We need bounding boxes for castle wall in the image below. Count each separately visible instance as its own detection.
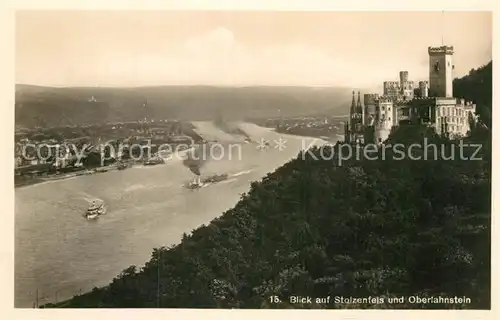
[384,72,416,100]
[434,97,475,136]
[372,99,395,144]
[401,81,415,99]
[374,122,392,144]
[418,81,429,97]
[363,93,379,125]
[375,99,395,127]
[383,81,400,98]
[363,93,379,105]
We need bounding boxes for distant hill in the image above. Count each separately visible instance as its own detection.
[15,85,352,127]
[453,61,492,127]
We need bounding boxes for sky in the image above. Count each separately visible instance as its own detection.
[15,11,492,89]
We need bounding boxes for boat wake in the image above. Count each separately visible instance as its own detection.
[79,192,104,204]
[124,184,155,192]
[219,178,237,184]
[230,169,253,177]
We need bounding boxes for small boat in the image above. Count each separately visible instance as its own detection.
[117,162,129,170]
[86,212,100,220]
[185,175,205,189]
[201,173,229,184]
[144,157,165,166]
[85,200,106,220]
[184,173,229,189]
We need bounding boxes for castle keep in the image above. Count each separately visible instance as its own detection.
[345,45,477,144]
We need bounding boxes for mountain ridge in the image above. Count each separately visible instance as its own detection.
[15,85,353,127]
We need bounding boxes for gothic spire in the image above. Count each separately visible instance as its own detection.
[350,90,356,115]
[356,91,363,113]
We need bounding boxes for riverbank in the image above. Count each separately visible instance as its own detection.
[266,127,340,144]
[15,164,121,189]
[272,127,343,142]
[14,146,196,189]
[247,116,346,142]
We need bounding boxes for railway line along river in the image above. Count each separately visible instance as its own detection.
[15,122,327,307]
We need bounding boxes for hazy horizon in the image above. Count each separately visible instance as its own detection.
[16,11,492,90]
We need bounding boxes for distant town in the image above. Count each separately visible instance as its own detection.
[14,119,201,186]
[14,115,347,187]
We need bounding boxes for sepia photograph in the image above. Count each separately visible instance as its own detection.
[12,9,492,310]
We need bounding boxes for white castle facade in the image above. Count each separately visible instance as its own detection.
[345,45,477,144]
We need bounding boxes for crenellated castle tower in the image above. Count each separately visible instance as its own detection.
[428,45,454,97]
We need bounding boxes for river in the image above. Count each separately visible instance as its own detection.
[15,122,326,307]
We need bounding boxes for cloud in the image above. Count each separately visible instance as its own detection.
[88,27,395,87]
[184,27,235,54]
[16,12,492,88]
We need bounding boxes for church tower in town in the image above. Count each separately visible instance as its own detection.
[345,91,364,143]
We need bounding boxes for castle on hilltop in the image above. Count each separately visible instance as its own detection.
[344,45,477,144]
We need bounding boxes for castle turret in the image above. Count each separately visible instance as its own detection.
[372,97,395,144]
[399,71,409,86]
